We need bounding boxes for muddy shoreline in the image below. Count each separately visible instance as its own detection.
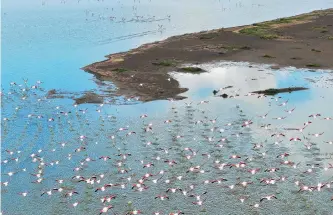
[84,9,333,101]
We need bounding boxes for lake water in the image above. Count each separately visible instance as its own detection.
[2,1,333,215]
[2,62,333,214]
[2,0,333,91]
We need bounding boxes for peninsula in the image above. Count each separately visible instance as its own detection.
[84,9,333,101]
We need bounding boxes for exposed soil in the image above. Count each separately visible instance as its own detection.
[74,92,104,104]
[46,89,64,99]
[83,9,333,101]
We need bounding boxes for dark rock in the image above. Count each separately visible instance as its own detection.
[46,89,64,99]
[177,67,206,73]
[221,93,228,98]
[252,87,308,95]
[46,89,56,97]
[74,92,104,104]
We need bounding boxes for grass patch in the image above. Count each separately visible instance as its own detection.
[221,45,239,51]
[220,45,251,51]
[152,60,175,67]
[312,26,327,31]
[311,49,321,52]
[252,23,270,27]
[240,46,251,50]
[178,67,205,73]
[265,17,293,25]
[253,15,308,27]
[262,54,275,58]
[306,63,321,68]
[112,68,128,73]
[239,27,265,35]
[239,27,278,40]
[199,33,219,40]
[260,34,279,39]
[328,36,333,40]
[240,13,319,39]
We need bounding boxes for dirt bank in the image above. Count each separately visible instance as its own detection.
[83,9,333,101]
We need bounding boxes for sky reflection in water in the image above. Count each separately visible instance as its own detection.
[2,62,333,214]
[2,0,333,214]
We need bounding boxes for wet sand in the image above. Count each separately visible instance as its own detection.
[84,9,333,101]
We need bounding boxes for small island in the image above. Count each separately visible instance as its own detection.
[252,87,309,95]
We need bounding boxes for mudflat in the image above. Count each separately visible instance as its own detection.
[83,9,333,101]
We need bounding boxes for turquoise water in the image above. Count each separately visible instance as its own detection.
[2,1,333,215]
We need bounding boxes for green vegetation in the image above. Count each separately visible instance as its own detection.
[221,45,238,50]
[221,45,251,51]
[263,14,313,25]
[328,36,333,40]
[178,67,205,73]
[251,18,295,28]
[240,46,251,50]
[262,54,275,58]
[112,68,128,73]
[271,18,292,24]
[239,13,318,40]
[239,27,279,40]
[260,34,279,40]
[199,33,219,40]
[217,45,252,53]
[312,26,327,32]
[311,49,321,52]
[263,17,294,25]
[306,63,321,68]
[152,60,175,67]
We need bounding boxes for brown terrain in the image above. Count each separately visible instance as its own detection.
[83,9,333,102]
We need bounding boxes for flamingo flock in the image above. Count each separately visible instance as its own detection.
[1,77,333,215]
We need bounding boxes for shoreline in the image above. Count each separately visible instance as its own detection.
[83,9,333,102]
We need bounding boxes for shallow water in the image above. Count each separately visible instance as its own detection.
[2,62,333,215]
[2,0,333,91]
[2,0,333,214]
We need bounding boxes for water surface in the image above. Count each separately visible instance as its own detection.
[2,62,333,214]
[2,1,333,214]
